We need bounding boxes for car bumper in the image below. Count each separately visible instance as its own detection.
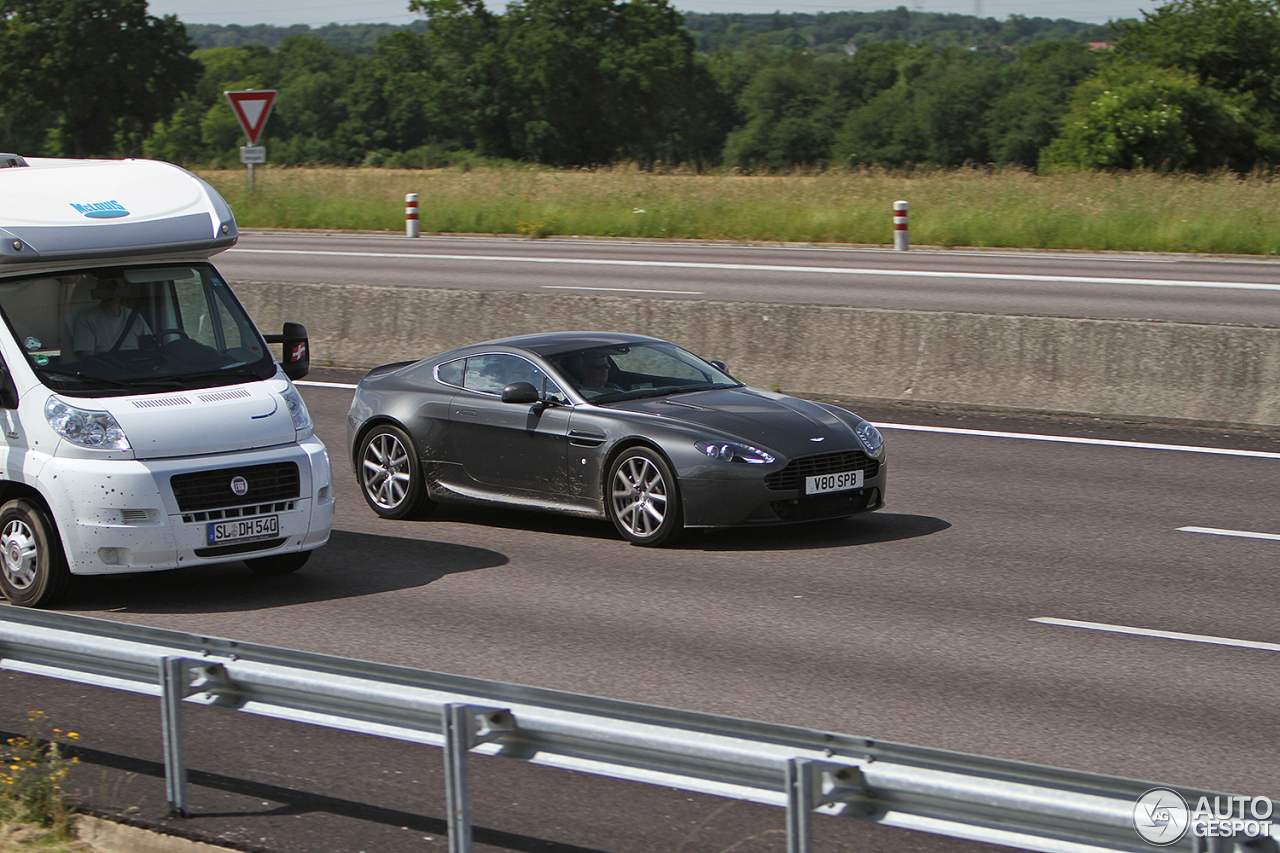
[680,459,887,527]
[41,437,335,576]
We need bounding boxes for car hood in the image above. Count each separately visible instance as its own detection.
[97,383,295,460]
[609,387,863,458]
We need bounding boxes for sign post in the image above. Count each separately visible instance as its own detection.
[224,89,277,190]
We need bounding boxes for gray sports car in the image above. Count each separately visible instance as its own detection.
[346,332,886,546]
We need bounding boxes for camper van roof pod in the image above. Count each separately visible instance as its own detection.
[0,157,239,271]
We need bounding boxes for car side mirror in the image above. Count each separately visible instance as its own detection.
[710,360,729,373]
[264,322,310,380]
[501,382,540,405]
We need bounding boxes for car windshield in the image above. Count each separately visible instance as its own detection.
[0,263,275,396]
[550,341,742,403]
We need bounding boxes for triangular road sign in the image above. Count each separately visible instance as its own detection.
[225,90,278,145]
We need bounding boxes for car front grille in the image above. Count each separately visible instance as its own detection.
[770,488,878,521]
[171,462,300,515]
[765,450,879,491]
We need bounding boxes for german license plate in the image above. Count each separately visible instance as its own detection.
[805,470,863,495]
[207,515,279,545]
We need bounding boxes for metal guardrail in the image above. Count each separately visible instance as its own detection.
[0,607,1263,853]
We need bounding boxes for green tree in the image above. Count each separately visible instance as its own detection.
[834,45,1002,167]
[1040,62,1257,171]
[412,0,717,166]
[1114,0,1280,117]
[984,40,1099,168]
[0,0,200,157]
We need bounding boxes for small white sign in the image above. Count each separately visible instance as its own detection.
[240,145,266,164]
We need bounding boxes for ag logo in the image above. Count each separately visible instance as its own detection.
[1134,788,1190,845]
[230,476,249,497]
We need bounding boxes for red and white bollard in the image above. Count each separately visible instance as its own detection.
[406,193,420,238]
[893,200,909,251]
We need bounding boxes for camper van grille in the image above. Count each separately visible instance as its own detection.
[170,462,300,513]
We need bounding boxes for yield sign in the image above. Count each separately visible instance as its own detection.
[224,89,278,145]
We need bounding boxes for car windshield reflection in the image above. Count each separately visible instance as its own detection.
[551,342,742,403]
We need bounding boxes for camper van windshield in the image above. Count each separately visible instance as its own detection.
[0,264,276,396]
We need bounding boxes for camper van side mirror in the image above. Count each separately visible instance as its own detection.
[264,322,310,381]
[0,362,17,409]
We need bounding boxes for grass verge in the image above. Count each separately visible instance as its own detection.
[197,164,1280,255]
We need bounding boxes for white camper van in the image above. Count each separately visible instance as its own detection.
[0,155,334,607]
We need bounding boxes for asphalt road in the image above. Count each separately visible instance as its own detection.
[4,371,1279,853]
[215,232,1280,326]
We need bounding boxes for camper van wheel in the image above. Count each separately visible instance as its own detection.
[245,551,311,575]
[0,499,70,607]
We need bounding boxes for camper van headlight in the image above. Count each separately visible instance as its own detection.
[280,383,313,434]
[45,398,131,451]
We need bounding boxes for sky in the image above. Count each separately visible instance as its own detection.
[144,0,1158,27]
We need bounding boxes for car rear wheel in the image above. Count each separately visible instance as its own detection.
[358,424,435,519]
[0,499,70,608]
[607,447,683,547]
[245,551,311,575]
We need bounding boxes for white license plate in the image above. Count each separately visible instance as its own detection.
[805,470,864,495]
[207,515,279,545]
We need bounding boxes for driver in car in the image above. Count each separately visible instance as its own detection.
[72,278,152,359]
[566,352,624,396]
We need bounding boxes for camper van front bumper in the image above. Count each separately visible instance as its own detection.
[40,436,334,575]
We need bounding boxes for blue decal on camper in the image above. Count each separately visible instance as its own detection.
[70,200,129,219]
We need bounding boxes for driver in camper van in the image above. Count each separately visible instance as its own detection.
[72,277,152,359]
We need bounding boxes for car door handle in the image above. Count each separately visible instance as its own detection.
[569,430,606,447]
[456,408,477,417]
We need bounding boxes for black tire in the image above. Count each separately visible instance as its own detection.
[245,550,311,575]
[0,499,70,608]
[606,447,683,547]
[357,424,435,520]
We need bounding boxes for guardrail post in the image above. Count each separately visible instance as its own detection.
[787,759,872,853]
[159,657,192,816]
[786,758,818,853]
[442,704,515,853]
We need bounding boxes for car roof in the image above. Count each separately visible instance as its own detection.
[456,331,666,358]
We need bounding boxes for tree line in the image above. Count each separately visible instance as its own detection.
[0,0,1276,173]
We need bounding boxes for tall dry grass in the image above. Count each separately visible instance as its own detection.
[197,165,1280,255]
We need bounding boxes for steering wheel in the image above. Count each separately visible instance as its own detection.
[152,328,190,344]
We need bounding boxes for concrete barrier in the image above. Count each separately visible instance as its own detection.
[235,281,1280,430]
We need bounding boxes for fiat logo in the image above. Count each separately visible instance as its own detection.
[230,476,249,497]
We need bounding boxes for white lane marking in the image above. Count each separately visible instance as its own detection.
[297,380,358,389]
[292,389,1279,461]
[1177,526,1280,541]
[1031,617,1280,653]
[542,285,704,295]
[229,248,1280,292]
[877,422,1280,460]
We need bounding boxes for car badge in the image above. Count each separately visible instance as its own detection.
[809,437,825,442]
[230,476,249,496]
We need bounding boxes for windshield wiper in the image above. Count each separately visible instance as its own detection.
[37,367,131,389]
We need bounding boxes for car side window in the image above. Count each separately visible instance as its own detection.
[437,358,464,387]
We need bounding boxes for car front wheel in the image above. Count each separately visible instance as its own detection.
[0,499,70,608]
[357,424,435,519]
[607,447,683,547]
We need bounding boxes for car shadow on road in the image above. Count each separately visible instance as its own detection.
[688,512,951,552]
[56,530,507,614]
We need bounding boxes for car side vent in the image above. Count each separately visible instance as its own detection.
[0,154,29,168]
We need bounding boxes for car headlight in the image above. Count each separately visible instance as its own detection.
[695,440,775,464]
[854,421,884,458]
[45,397,130,451]
[280,383,313,433]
